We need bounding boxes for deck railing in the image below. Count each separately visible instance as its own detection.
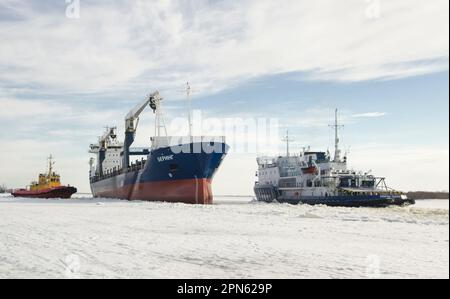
[90,159,147,183]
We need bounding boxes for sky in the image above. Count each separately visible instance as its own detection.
[0,0,448,194]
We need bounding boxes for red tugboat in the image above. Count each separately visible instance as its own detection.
[12,155,77,199]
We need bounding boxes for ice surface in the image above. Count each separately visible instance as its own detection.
[413,199,449,210]
[0,194,448,279]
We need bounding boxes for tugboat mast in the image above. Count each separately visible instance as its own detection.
[48,154,54,176]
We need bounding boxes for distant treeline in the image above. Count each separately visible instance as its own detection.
[407,191,449,200]
[0,184,7,193]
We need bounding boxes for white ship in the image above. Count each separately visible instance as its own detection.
[254,110,414,207]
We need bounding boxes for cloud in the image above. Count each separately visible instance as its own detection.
[0,0,448,95]
[0,97,72,118]
[349,143,449,192]
[0,95,128,143]
[352,112,387,118]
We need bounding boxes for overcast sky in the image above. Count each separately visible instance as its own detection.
[0,0,448,194]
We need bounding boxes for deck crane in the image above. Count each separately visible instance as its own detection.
[123,91,163,172]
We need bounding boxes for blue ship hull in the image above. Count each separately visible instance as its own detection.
[254,186,414,207]
[279,195,415,207]
[90,142,229,204]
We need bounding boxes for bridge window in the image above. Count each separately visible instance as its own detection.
[362,180,375,188]
[339,178,351,188]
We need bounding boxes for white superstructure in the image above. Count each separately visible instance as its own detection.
[89,127,123,177]
[254,110,411,206]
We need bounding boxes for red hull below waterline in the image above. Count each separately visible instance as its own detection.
[92,178,214,204]
[12,186,77,199]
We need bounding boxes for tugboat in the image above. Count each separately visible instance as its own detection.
[254,110,415,207]
[12,155,77,199]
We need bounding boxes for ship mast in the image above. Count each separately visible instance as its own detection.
[154,95,168,139]
[48,154,54,176]
[282,131,293,157]
[329,109,344,162]
[185,82,193,138]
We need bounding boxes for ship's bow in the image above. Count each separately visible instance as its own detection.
[126,141,229,204]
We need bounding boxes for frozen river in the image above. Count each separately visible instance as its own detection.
[0,194,448,279]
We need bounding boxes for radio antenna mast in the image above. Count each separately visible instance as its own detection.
[282,131,293,157]
[329,109,344,162]
[185,82,193,138]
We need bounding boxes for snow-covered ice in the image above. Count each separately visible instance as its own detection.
[0,194,448,279]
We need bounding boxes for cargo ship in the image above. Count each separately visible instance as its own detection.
[254,110,415,207]
[12,155,77,199]
[89,90,229,204]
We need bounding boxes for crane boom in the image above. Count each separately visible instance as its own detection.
[123,91,161,172]
[98,127,117,148]
[125,91,161,132]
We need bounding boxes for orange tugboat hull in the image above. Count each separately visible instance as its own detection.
[12,186,77,199]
